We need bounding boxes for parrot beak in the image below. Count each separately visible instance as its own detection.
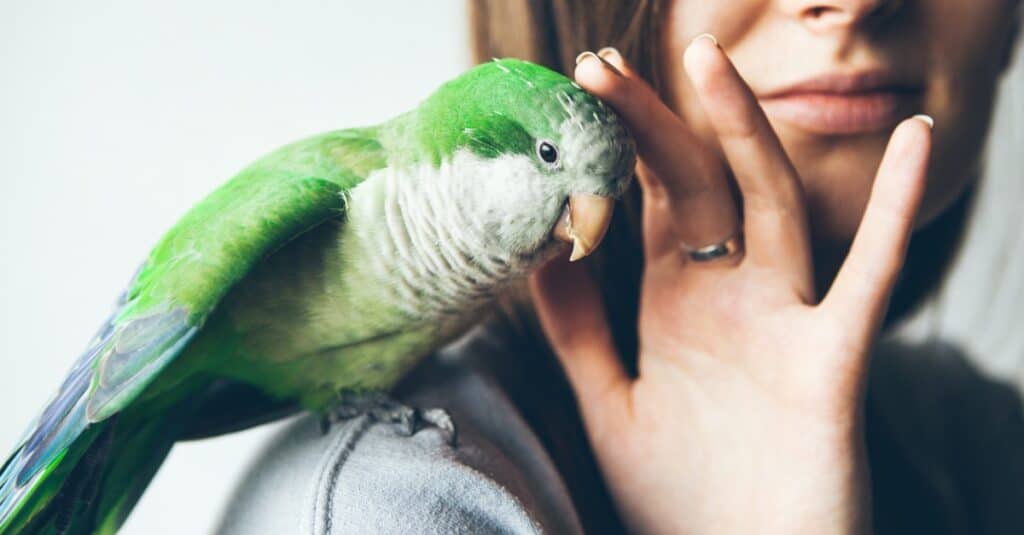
[552,193,615,262]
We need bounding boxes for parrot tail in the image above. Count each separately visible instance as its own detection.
[0,402,189,535]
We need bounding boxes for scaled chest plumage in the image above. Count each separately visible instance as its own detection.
[185,147,545,407]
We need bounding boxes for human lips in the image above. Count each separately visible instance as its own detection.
[757,70,924,135]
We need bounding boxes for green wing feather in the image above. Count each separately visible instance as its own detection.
[0,127,388,532]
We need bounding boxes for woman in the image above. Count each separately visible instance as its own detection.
[219,1,1024,533]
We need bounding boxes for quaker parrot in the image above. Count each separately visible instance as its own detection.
[0,58,635,534]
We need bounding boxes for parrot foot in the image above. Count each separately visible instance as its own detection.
[419,407,457,445]
[322,391,457,446]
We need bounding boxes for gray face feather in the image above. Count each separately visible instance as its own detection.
[474,88,636,264]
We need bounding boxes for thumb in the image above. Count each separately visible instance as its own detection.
[529,250,630,428]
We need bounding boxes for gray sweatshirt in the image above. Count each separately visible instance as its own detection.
[216,321,1024,534]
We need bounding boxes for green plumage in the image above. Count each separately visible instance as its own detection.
[0,58,635,534]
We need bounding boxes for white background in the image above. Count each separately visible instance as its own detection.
[0,1,468,532]
[1,1,1022,534]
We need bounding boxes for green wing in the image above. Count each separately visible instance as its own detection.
[0,127,387,530]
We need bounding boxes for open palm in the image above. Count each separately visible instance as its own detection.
[530,36,932,534]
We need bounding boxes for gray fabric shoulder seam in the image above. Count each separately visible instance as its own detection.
[308,416,375,535]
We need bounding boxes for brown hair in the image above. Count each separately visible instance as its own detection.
[466,1,971,530]
[469,0,664,88]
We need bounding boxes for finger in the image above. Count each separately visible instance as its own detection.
[577,52,680,262]
[821,116,933,336]
[596,46,639,78]
[635,160,680,262]
[576,49,739,263]
[529,251,630,423]
[683,35,814,291]
[593,49,709,262]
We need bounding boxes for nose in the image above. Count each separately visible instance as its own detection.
[780,0,894,33]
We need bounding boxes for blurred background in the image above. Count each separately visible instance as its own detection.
[0,1,1020,533]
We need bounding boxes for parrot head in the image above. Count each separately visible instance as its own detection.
[407,58,637,265]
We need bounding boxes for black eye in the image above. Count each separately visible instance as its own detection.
[537,141,559,164]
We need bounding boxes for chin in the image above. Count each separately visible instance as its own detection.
[802,151,972,247]
[787,146,879,245]
[806,198,870,245]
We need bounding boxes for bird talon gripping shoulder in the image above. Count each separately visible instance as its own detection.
[320,391,456,446]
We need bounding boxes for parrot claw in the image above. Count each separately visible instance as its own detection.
[322,392,457,446]
[420,407,457,446]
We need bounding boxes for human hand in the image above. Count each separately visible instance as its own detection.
[529,36,933,534]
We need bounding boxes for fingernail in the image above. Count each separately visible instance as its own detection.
[575,51,598,65]
[575,50,623,77]
[690,33,719,48]
[596,47,626,76]
[596,46,620,61]
[912,114,935,129]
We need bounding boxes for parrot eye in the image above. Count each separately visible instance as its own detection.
[537,141,559,165]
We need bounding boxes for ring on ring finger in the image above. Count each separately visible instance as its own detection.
[682,232,744,263]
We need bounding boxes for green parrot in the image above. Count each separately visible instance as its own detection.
[0,58,635,534]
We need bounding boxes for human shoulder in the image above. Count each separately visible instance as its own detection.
[217,323,583,535]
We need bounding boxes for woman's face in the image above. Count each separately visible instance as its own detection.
[662,0,1019,243]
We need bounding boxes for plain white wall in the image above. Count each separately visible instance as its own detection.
[3,2,1023,534]
[0,1,468,533]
